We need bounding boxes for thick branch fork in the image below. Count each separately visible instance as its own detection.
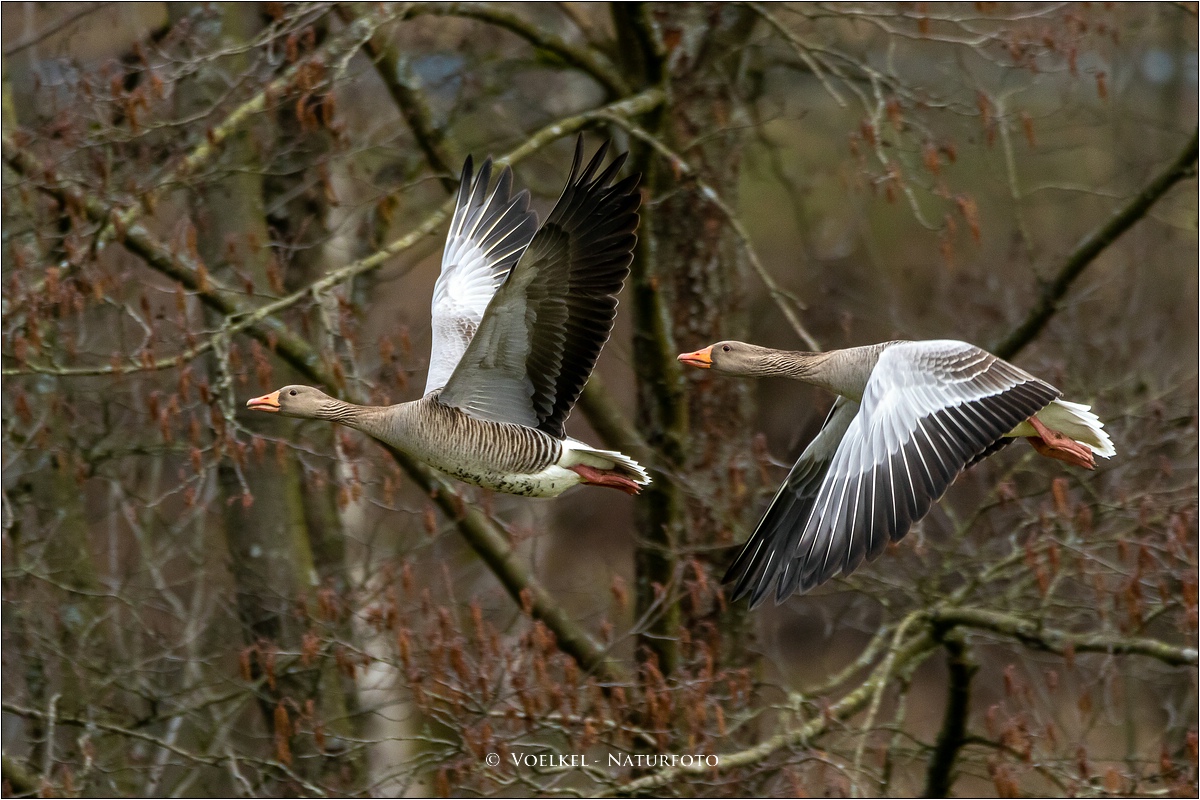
[929,606,1198,667]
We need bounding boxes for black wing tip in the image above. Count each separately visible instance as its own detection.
[723,479,849,607]
[520,135,639,438]
[511,186,534,214]
[583,138,611,180]
[455,154,476,208]
[721,531,789,610]
[566,135,633,192]
[494,163,513,195]
[721,563,763,609]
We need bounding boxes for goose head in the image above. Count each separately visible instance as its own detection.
[677,341,779,376]
[247,385,340,419]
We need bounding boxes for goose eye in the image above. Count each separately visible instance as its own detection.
[289,389,297,396]
[722,345,731,352]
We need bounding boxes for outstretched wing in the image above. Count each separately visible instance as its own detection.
[439,137,641,438]
[724,397,859,608]
[425,156,538,395]
[725,340,1061,608]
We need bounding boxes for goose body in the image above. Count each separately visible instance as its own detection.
[677,339,1113,606]
[249,138,649,498]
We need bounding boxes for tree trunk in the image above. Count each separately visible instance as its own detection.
[615,3,760,678]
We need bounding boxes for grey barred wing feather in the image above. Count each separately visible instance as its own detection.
[725,340,1062,608]
[439,138,640,437]
[425,156,539,395]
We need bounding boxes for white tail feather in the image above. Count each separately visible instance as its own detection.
[1040,399,1116,458]
[561,439,651,485]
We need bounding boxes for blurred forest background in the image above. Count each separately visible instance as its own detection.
[1,2,1197,797]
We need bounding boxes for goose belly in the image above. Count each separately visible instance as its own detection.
[436,462,582,498]
[392,404,578,497]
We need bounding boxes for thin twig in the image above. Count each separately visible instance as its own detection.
[850,611,924,796]
[748,2,847,108]
[3,3,106,56]
[90,8,394,251]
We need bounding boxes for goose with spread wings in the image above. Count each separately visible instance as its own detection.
[247,138,649,497]
[677,340,1113,606]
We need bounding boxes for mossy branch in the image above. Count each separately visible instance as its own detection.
[2,89,664,379]
[608,628,939,796]
[609,598,1195,794]
[929,606,1198,667]
[91,9,394,250]
[1,754,40,797]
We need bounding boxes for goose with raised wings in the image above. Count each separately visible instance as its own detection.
[248,138,649,497]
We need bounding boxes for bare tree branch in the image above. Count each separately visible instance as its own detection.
[2,3,106,56]
[930,606,1199,667]
[610,596,1196,795]
[2,89,664,379]
[608,628,939,796]
[599,111,822,351]
[336,3,457,191]
[1,702,326,795]
[993,127,1198,360]
[401,3,630,97]
[87,8,396,251]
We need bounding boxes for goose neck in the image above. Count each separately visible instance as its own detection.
[768,346,884,401]
[767,350,832,381]
[317,400,395,438]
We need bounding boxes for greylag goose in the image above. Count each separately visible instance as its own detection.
[247,138,649,497]
[676,340,1113,606]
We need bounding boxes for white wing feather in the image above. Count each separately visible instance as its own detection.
[425,158,537,395]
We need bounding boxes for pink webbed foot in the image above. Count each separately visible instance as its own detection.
[569,464,642,495]
[1026,415,1095,470]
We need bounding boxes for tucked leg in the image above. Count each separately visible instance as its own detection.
[1026,415,1095,470]
[569,464,642,495]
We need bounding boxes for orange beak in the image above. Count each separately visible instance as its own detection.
[246,390,281,412]
[677,346,713,369]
